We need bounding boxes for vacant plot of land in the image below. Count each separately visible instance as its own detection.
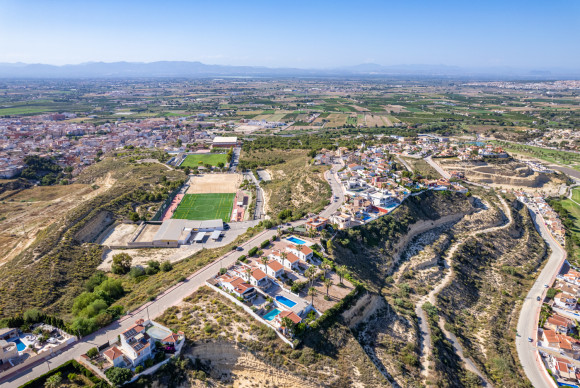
[572,188,580,203]
[324,113,348,128]
[364,114,392,127]
[172,193,234,221]
[180,153,228,168]
[383,104,408,113]
[186,173,242,194]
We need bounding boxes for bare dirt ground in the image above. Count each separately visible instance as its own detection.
[300,271,354,313]
[98,222,138,246]
[187,173,242,194]
[0,173,115,266]
[383,104,408,113]
[364,114,391,127]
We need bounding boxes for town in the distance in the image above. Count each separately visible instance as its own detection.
[1,77,580,388]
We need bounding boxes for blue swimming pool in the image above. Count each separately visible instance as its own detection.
[276,295,297,308]
[9,338,26,352]
[286,236,306,245]
[263,308,281,321]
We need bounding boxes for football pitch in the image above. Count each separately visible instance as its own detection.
[171,193,234,222]
[180,153,228,168]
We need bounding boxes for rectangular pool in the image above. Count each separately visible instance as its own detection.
[286,236,306,245]
[276,295,297,308]
[263,308,281,321]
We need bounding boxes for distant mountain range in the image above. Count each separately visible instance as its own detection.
[0,61,578,79]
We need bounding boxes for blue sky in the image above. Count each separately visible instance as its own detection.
[0,0,578,69]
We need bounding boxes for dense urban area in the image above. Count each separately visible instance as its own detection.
[1,77,580,388]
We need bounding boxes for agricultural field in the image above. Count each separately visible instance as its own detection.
[172,193,234,221]
[180,153,228,168]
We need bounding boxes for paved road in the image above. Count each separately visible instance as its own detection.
[424,155,451,179]
[320,162,345,218]
[243,170,265,220]
[516,207,566,388]
[4,160,347,387]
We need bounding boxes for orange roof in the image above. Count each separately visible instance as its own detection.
[162,333,181,343]
[548,315,572,327]
[103,346,123,360]
[278,310,302,324]
[557,362,569,373]
[234,282,254,294]
[268,260,284,272]
[544,329,559,343]
[251,268,267,280]
[300,245,313,255]
[286,252,300,263]
[122,324,145,337]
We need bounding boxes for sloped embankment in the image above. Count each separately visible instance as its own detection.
[330,191,475,290]
[436,199,546,387]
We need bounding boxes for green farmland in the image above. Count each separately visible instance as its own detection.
[172,193,234,222]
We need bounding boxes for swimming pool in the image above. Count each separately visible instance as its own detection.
[263,308,281,321]
[9,338,26,352]
[146,326,172,341]
[286,236,306,245]
[276,295,297,308]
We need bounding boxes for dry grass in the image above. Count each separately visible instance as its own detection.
[186,173,242,194]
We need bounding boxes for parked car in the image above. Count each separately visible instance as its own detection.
[528,337,533,342]
[537,296,541,301]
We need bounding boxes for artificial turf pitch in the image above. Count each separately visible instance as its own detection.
[171,193,235,222]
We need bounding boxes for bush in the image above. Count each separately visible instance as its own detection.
[105,367,133,386]
[135,365,144,374]
[260,239,270,249]
[248,247,258,256]
[111,253,132,275]
[129,266,146,279]
[160,261,173,272]
[86,347,99,358]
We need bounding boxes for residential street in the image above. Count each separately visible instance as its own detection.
[3,162,345,387]
[516,207,566,388]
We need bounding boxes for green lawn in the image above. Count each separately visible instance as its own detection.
[572,188,580,203]
[180,154,228,168]
[172,193,234,222]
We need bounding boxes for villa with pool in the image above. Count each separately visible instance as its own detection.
[94,319,184,371]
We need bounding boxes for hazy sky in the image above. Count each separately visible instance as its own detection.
[0,0,578,69]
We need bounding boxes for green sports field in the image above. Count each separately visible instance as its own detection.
[180,154,228,168]
[172,193,234,222]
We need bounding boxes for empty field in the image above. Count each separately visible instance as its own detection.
[172,193,234,221]
[324,113,348,128]
[186,173,242,194]
[364,114,392,127]
[180,153,228,168]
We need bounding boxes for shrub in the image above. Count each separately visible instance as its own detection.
[248,247,258,256]
[135,365,144,374]
[260,240,270,249]
[111,253,132,275]
[86,347,99,358]
[160,261,173,272]
[105,367,133,386]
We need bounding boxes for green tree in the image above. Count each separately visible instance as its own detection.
[87,347,99,358]
[44,373,63,388]
[111,253,132,275]
[324,278,333,297]
[105,367,133,387]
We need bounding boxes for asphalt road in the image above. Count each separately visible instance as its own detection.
[424,155,451,179]
[516,207,566,388]
[4,161,346,387]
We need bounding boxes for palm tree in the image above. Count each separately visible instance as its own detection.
[308,287,317,306]
[280,316,295,336]
[337,265,347,284]
[321,262,331,279]
[304,266,316,287]
[245,267,252,283]
[324,278,333,297]
[260,256,269,268]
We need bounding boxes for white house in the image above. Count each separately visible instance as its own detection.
[286,245,313,262]
[120,320,153,367]
[269,250,300,271]
[103,346,125,368]
[261,260,284,278]
[218,274,256,300]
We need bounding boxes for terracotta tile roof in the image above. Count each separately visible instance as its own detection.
[268,260,283,272]
[162,333,181,343]
[278,310,302,324]
[286,252,300,263]
[251,268,267,280]
[104,346,123,360]
[300,246,313,255]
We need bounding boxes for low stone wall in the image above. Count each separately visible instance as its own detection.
[205,282,295,348]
